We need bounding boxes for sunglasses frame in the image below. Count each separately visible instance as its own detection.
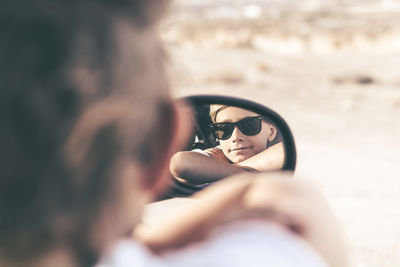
[209,116,263,140]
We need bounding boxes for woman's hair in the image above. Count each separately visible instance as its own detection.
[0,0,171,265]
[209,104,229,123]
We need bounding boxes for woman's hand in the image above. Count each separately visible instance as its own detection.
[205,147,231,164]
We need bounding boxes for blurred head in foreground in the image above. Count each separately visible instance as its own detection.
[0,0,186,266]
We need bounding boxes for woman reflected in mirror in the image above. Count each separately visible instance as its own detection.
[169,105,285,186]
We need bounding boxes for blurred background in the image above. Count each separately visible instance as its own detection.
[162,1,400,266]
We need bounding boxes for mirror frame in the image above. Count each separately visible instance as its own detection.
[159,95,297,199]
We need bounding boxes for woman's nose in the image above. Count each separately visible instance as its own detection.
[230,126,244,142]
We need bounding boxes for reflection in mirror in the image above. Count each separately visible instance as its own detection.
[169,104,286,189]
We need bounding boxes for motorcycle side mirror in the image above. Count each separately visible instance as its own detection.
[160,95,296,199]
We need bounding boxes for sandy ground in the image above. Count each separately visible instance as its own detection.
[161,2,400,266]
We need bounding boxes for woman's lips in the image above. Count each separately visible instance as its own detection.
[230,146,251,152]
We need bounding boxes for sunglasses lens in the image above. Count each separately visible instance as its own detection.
[237,117,262,136]
[210,116,262,140]
[212,123,233,140]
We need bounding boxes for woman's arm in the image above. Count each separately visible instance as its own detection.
[169,142,284,185]
[235,142,285,172]
[169,151,246,185]
[135,173,347,267]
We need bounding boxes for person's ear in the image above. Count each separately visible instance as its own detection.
[140,100,194,198]
[267,124,278,142]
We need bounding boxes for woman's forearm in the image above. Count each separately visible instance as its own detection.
[236,143,285,172]
[169,151,246,185]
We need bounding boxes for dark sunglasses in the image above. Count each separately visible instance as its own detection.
[209,116,263,140]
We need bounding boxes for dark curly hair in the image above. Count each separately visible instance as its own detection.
[0,0,171,266]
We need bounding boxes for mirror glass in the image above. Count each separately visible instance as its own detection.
[168,102,291,192]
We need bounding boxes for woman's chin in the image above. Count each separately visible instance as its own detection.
[229,148,256,162]
[229,154,251,164]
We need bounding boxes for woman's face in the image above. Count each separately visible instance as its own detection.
[216,107,275,163]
